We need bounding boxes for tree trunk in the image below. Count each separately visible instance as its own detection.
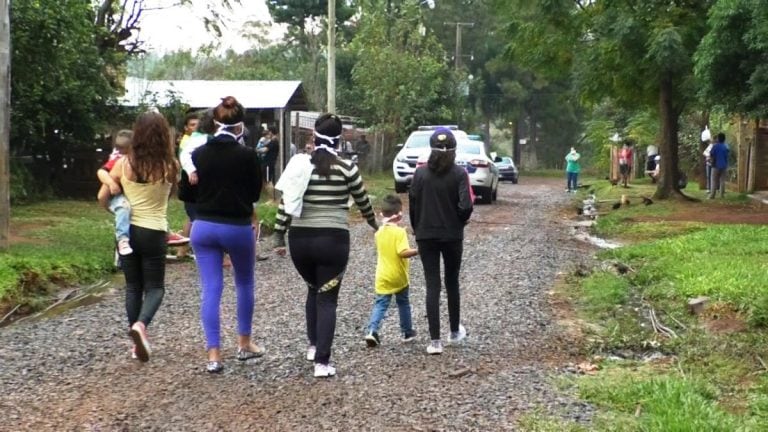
[654,75,685,200]
[0,0,9,250]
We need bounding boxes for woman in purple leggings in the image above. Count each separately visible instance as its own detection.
[190,96,263,373]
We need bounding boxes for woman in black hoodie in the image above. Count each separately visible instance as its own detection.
[409,127,474,355]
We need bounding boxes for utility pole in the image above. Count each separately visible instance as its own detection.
[0,0,10,250]
[444,21,474,70]
[327,0,336,113]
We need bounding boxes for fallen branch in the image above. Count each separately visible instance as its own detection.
[0,304,21,325]
[649,308,678,338]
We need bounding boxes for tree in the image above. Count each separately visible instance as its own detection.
[500,0,714,199]
[695,0,768,116]
[266,0,357,109]
[349,0,450,136]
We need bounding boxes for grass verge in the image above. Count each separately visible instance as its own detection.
[524,177,768,431]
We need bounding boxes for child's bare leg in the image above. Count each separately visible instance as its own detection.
[97,184,111,210]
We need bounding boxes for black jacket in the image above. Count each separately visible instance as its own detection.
[409,164,473,241]
[192,135,262,225]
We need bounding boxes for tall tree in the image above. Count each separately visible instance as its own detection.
[501,0,713,199]
[267,0,356,109]
[349,0,450,135]
[0,0,8,249]
[695,0,768,116]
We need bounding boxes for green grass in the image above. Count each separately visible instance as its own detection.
[572,365,760,431]
[524,185,768,431]
[0,199,187,308]
[602,225,768,322]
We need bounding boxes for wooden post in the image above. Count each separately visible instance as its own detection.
[747,119,758,193]
[737,115,748,192]
[0,0,10,250]
[327,0,336,113]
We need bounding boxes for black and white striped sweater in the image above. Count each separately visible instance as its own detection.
[274,159,376,243]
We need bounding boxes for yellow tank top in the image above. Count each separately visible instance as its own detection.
[121,164,171,232]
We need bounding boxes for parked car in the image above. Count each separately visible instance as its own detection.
[455,139,499,204]
[494,156,519,184]
[392,125,468,193]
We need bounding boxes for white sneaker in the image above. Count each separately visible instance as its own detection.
[448,324,467,344]
[426,340,443,355]
[313,363,336,378]
[117,237,133,256]
[306,345,316,362]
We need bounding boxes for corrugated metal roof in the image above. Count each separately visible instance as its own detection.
[121,77,307,110]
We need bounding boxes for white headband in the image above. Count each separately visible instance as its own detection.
[315,144,338,156]
[314,130,341,146]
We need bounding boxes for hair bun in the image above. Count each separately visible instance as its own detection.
[221,96,238,109]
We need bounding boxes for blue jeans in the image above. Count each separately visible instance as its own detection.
[367,287,413,336]
[566,171,578,192]
[109,194,131,241]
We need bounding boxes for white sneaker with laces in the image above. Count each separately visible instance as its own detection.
[306,345,316,362]
[117,237,133,256]
[426,340,443,355]
[314,363,336,378]
[448,324,467,344]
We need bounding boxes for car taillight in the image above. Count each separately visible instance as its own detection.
[470,159,488,167]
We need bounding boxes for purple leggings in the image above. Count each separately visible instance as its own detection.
[190,220,255,350]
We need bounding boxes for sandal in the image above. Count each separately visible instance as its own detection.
[237,344,265,361]
[206,361,224,374]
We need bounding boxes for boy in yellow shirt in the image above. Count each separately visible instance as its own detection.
[365,195,419,347]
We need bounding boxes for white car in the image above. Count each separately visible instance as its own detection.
[455,139,499,204]
[392,126,469,193]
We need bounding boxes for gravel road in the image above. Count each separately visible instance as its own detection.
[0,177,595,431]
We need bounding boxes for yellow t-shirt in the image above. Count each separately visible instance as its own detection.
[375,224,411,295]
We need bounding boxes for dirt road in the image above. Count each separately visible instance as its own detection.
[0,177,594,431]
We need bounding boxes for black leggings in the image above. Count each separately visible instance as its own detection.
[288,228,349,365]
[122,225,167,328]
[417,239,463,340]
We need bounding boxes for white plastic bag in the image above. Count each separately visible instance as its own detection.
[701,126,711,142]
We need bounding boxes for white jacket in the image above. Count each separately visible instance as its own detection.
[275,154,313,217]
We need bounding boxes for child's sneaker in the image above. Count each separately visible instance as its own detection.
[313,363,336,378]
[167,232,190,246]
[401,330,417,343]
[306,345,316,362]
[448,324,467,345]
[426,340,443,355]
[117,237,133,256]
[364,331,380,348]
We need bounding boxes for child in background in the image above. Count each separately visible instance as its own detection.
[97,130,133,255]
[364,194,419,347]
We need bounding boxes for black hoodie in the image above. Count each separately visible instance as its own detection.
[409,164,473,241]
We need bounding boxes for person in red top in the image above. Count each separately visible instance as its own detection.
[618,141,634,187]
[97,130,134,256]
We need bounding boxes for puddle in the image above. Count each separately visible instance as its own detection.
[1,273,122,327]
[573,232,622,249]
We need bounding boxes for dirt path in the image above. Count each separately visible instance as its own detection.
[0,177,595,431]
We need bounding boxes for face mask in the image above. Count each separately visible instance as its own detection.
[214,120,245,142]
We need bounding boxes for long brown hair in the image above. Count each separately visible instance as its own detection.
[130,112,178,183]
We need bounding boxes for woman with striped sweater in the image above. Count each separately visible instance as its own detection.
[273,113,378,378]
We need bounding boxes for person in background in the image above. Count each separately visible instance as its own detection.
[618,141,634,188]
[708,132,730,199]
[258,126,280,184]
[703,139,713,192]
[364,194,418,348]
[190,96,264,373]
[178,112,200,155]
[97,130,133,256]
[565,147,581,193]
[409,127,473,355]
[176,110,216,259]
[273,113,378,378]
[355,134,370,170]
[108,112,178,362]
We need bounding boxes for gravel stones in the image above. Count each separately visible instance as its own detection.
[0,178,595,430]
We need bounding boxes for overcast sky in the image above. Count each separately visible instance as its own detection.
[138,0,281,53]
